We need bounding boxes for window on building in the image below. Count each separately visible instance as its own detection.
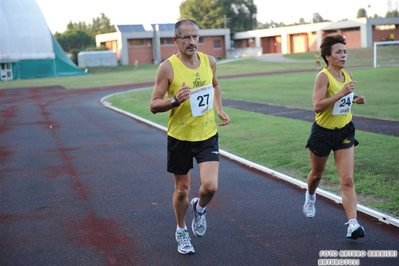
[161,38,174,45]
[375,24,396,30]
[128,39,152,47]
[235,40,243,48]
[213,40,221,49]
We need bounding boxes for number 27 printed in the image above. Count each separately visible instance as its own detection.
[197,94,209,107]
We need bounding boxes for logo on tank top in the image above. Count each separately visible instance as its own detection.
[193,72,206,88]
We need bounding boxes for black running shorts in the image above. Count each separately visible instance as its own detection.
[306,122,358,157]
[167,133,219,175]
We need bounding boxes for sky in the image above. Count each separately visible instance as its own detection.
[35,0,394,33]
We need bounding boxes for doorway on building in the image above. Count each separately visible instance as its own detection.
[1,62,13,81]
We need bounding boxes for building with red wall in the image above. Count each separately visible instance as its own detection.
[233,17,399,56]
[95,17,399,65]
[96,24,230,65]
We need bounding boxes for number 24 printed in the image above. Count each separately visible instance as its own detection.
[339,96,352,107]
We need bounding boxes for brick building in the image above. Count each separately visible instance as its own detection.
[96,24,230,65]
[95,17,399,65]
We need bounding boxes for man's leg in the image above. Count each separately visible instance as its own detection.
[190,161,219,237]
[198,161,219,207]
[173,173,191,228]
[173,173,195,254]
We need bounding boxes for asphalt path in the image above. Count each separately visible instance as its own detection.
[222,100,399,137]
[1,86,398,266]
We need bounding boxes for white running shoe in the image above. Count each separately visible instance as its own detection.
[345,221,366,239]
[175,230,195,254]
[303,191,316,218]
[190,197,207,237]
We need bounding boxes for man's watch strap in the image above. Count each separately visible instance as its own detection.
[171,95,180,107]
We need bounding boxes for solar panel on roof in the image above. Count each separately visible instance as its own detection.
[117,25,146,32]
[116,23,176,32]
[151,24,175,31]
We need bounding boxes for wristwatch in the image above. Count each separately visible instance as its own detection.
[171,95,180,107]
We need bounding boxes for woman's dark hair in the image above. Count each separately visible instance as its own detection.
[320,34,346,66]
[174,19,199,37]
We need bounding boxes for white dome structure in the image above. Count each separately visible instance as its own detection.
[0,0,86,80]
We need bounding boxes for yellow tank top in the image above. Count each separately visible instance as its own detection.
[315,68,353,129]
[167,52,217,141]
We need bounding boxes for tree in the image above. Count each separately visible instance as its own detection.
[66,21,89,32]
[357,8,367,18]
[179,0,224,29]
[89,13,115,37]
[386,9,399,17]
[312,13,324,23]
[263,20,279,29]
[222,0,257,31]
[55,29,94,52]
[64,13,116,39]
[179,0,257,32]
[55,13,116,53]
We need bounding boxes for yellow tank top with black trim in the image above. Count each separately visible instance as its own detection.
[315,68,353,129]
[167,52,217,141]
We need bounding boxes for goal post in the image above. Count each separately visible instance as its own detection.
[373,40,399,68]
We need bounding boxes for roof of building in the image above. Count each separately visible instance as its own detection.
[153,23,175,31]
[1,0,54,60]
[116,23,175,33]
[116,24,146,32]
[322,19,365,30]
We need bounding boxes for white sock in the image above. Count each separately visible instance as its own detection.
[196,202,206,214]
[348,218,358,224]
[176,225,187,233]
[307,191,316,201]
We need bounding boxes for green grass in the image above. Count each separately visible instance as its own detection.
[219,68,399,121]
[0,64,159,90]
[105,81,399,216]
[2,48,399,217]
[0,47,383,90]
